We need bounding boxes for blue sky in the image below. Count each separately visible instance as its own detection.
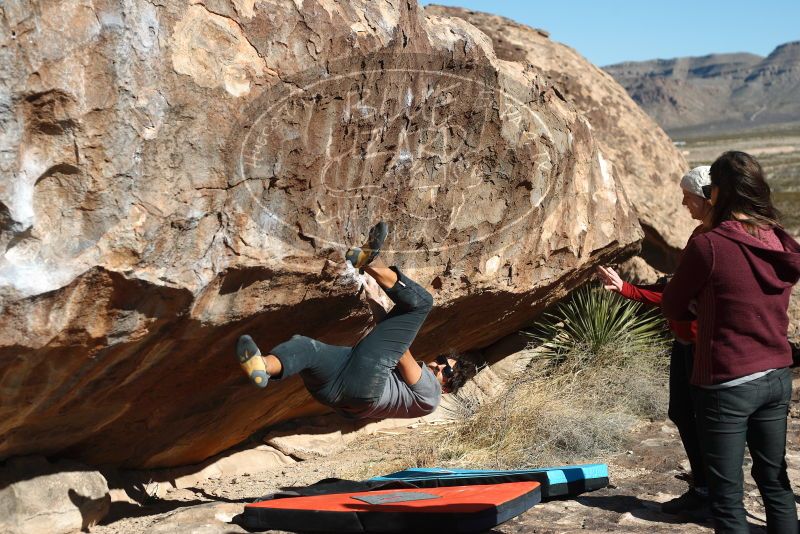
[420,0,800,66]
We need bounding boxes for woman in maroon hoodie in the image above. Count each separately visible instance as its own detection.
[662,151,800,533]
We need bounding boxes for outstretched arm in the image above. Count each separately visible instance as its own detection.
[395,349,423,386]
[596,265,624,293]
[596,265,665,307]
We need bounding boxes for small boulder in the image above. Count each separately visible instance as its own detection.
[147,502,247,533]
[616,256,664,285]
[0,456,110,534]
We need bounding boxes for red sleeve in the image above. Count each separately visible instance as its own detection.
[620,282,664,307]
[662,235,714,321]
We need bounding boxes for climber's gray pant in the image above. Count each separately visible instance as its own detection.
[269,267,433,415]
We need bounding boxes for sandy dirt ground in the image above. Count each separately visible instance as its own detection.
[88,380,800,534]
[679,124,800,192]
[678,123,800,184]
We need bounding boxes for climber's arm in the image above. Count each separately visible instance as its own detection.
[395,349,422,386]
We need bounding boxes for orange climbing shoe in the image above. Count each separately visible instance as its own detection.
[345,221,389,272]
[236,335,269,388]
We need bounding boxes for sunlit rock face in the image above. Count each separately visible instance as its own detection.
[427,6,694,272]
[0,0,641,468]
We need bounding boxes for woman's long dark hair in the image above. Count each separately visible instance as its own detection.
[709,151,781,234]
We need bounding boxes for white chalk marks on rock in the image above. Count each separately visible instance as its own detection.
[231,55,564,263]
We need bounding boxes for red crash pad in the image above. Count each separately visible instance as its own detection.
[243,481,541,533]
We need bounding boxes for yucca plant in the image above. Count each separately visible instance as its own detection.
[525,284,669,370]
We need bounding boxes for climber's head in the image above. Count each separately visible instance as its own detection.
[427,354,480,394]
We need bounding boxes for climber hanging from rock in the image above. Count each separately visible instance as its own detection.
[235,221,476,419]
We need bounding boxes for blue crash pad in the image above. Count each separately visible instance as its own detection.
[369,464,608,500]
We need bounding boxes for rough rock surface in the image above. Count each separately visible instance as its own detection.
[107,443,296,501]
[264,412,449,460]
[617,256,663,285]
[426,5,695,272]
[121,502,246,534]
[0,456,110,534]
[0,0,643,468]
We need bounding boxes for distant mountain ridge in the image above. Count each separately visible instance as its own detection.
[604,41,800,136]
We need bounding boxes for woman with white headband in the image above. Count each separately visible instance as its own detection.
[596,166,714,515]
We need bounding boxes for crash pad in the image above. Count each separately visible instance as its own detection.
[243,481,541,533]
[369,463,608,499]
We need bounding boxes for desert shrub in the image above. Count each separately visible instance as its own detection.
[410,283,671,469]
[525,285,668,371]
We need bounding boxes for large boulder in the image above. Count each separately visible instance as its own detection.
[0,0,641,468]
[426,5,695,272]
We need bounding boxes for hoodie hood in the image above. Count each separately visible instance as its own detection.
[713,221,800,292]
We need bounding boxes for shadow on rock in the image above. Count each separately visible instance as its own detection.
[577,494,710,526]
[67,488,111,531]
[100,497,208,525]
[578,493,768,532]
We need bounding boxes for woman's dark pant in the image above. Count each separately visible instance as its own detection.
[668,340,707,488]
[268,267,433,411]
[691,367,797,534]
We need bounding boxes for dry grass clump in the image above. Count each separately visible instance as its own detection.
[412,286,671,470]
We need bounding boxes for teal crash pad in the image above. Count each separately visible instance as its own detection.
[368,464,608,500]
